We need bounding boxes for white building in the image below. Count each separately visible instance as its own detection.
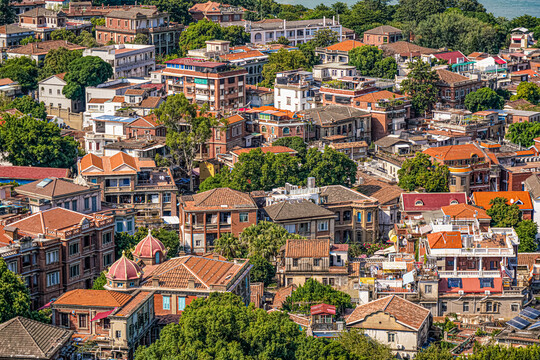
[38,73,82,112]
[474,56,508,72]
[83,44,156,79]
[524,174,540,238]
[312,63,357,82]
[274,70,315,112]
[245,18,342,46]
[84,115,133,155]
[45,0,69,10]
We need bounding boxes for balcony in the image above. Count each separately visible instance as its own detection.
[438,270,501,278]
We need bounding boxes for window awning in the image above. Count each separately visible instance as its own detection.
[91,309,114,322]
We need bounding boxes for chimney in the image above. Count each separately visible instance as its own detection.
[323,16,326,26]
[152,276,159,287]
[3,226,17,242]
[213,254,220,260]
[188,279,195,289]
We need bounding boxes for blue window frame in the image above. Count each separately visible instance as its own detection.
[163,296,170,310]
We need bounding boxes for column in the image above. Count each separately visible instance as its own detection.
[479,257,483,276]
[453,256,457,276]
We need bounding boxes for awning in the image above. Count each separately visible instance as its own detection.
[162,216,180,225]
[38,300,53,310]
[451,61,475,68]
[91,309,114,322]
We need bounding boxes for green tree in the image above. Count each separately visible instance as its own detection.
[20,36,40,45]
[222,25,251,46]
[149,0,193,24]
[395,0,447,23]
[50,28,77,43]
[0,115,79,168]
[260,48,309,88]
[0,0,18,26]
[311,29,339,48]
[114,232,139,259]
[271,36,291,45]
[467,344,540,360]
[39,47,83,80]
[75,31,99,48]
[339,329,393,360]
[486,197,522,228]
[0,258,32,323]
[465,88,504,112]
[241,221,305,260]
[131,33,149,45]
[515,219,538,253]
[137,227,180,258]
[273,136,308,159]
[506,122,540,147]
[0,57,39,92]
[348,45,397,79]
[298,41,320,69]
[341,0,391,36]
[215,233,246,260]
[415,345,454,360]
[6,96,47,120]
[398,152,450,192]
[177,19,223,56]
[90,17,105,31]
[283,278,352,314]
[302,147,357,187]
[92,272,107,290]
[63,56,113,100]
[400,60,440,115]
[249,254,276,286]
[512,82,540,105]
[199,169,232,192]
[154,93,219,192]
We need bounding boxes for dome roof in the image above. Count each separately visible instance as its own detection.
[133,230,167,259]
[107,251,142,281]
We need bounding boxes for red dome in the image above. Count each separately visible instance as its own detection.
[107,251,142,281]
[133,230,167,259]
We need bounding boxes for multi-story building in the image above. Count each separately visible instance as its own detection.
[509,27,535,50]
[0,207,115,308]
[38,73,83,113]
[0,24,35,48]
[96,7,183,54]
[52,289,155,360]
[472,191,533,220]
[78,152,178,225]
[353,90,411,141]
[83,44,156,79]
[189,1,245,23]
[7,39,86,64]
[246,106,307,143]
[328,141,369,161]
[274,70,316,112]
[219,47,268,86]
[319,77,379,107]
[524,174,540,235]
[203,114,246,160]
[400,192,468,220]
[435,69,484,109]
[11,0,45,16]
[362,25,402,46]
[423,143,499,194]
[162,58,247,113]
[247,18,343,46]
[14,177,101,214]
[300,105,372,145]
[315,40,365,64]
[312,63,357,82]
[178,187,258,254]
[18,8,91,41]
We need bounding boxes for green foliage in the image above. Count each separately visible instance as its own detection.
[249,254,276,286]
[298,41,320,69]
[92,272,107,290]
[114,232,139,259]
[0,57,39,92]
[397,152,450,192]
[0,0,17,25]
[90,17,105,30]
[340,1,392,36]
[6,96,47,120]
[349,242,387,257]
[215,233,246,259]
[39,48,83,80]
[467,344,540,360]
[512,82,540,105]
[301,147,357,187]
[154,93,219,192]
[415,344,454,360]
[0,115,79,168]
[63,56,113,100]
[0,258,32,323]
[115,227,180,259]
[154,153,171,167]
[348,45,397,79]
[51,28,77,43]
[272,136,308,159]
[395,0,446,23]
[20,36,40,45]
[177,20,249,56]
[486,197,521,228]
[400,60,440,115]
[464,88,504,112]
[222,25,251,46]
[260,48,309,88]
[515,219,538,253]
[283,278,352,314]
[241,221,305,260]
[75,31,99,48]
[414,12,502,54]
[270,36,291,45]
[310,29,340,48]
[339,329,393,360]
[147,0,193,24]
[506,121,540,147]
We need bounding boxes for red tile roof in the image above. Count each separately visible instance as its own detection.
[0,166,69,181]
[472,191,533,211]
[220,50,265,61]
[54,289,132,307]
[427,231,462,249]
[433,51,469,64]
[441,203,491,220]
[181,187,257,211]
[400,192,467,212]
[284,239,330,259]
[354,90,405,103]
[324,40,365,52]
[423,143,486,162]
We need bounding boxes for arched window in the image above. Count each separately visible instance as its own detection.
[450,200,459,205]
[254,33,262,41]
[283,127,290,134]
[261,125,267,132]
[155,252,160,264]
[415,200,424,206]
[271,127,275,134]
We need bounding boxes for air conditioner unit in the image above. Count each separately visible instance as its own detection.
[458,290,464,296]
[485,290,491,296]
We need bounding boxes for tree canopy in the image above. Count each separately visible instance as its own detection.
[512,82,540,105]
[0,258,32,323]
[282,278,353,314]
[467,344,540,360]
[348,45,397,79]
[114,227,179,259]
[260,48,309,88]
[4,96,47,120]
[515,220,538,253]
[400,60,440,115]
[486,197,521,228]
[63,56,113,100]
[397,153,449,192]
[0,57,39,93]
[506,122,540,147]
[177,20,250,56]
[39,48,83,81]
[0,115,79,168]
[0,0,18,25]
[272,136,308,159]
[464,88,504,112]
[249,254,276,286]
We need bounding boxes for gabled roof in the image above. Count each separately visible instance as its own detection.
[264,200,335,221]
[441,203,491,220]
[225,114,245,125]
[220,49,266,61]
[427,231,462,249]
[110,151,137,171]
[364,25,402,35]
[324,40,365,52]
[320,185,375,204]
[380,41,438,56]
[9,207,98,235]
[54,289,132,307]
[181,187,257,211]
[423,143,486,162]
[346,295,430,331]
[15,177,93,199]
[285,239,330,258]
[0,166,69,180]
[0,316,73,360]
[8,40,85,56]
[435,69,471,85]
[79,153,104,172]
[400,192,467,212]
[433,51,469,65]
[355,176,402,205]
[19,7,59,17]
[79,153,154,175]
[524,174,540,200]
[472,191,533,211]
[354,90,405,103]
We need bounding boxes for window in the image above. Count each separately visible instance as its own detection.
[84,197,90,209]
[336,212,340,221]
[343,211,351,221]
[415,200,424,206]
[61,313,69,327]
[127,221,133,232]
[293,259,298,267]
[116,222,124,232]
[103,253,113,267]
[46,250,59,264]
[178,296,186,311]
[163,193,171,203]
[162,296,171,310]
[283,127,290,134]
[46,271,60,287]
[314,258,320,266]
[79,314,88,328]
[69,242,79,256]
[387,333,395,342]
[318,220,328,231]
[357,212,362,222]
[72,200,77,211]
[511,304,519,312]
[116,330,122,338]
[424,285,432,294]
[7,261,17,273]
[463,302,469,312]
[64,202,69,210]
[441,302,447,313]
[70,264,80,278]
[239,212,249,222]
[367,212,372,223]
[486,302,493,312]
[480,278,494,288]
[102,232,112,245]
[103,318,110,329]
[329,278,335,286]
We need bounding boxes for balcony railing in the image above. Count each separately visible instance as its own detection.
[438,270,501,278]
